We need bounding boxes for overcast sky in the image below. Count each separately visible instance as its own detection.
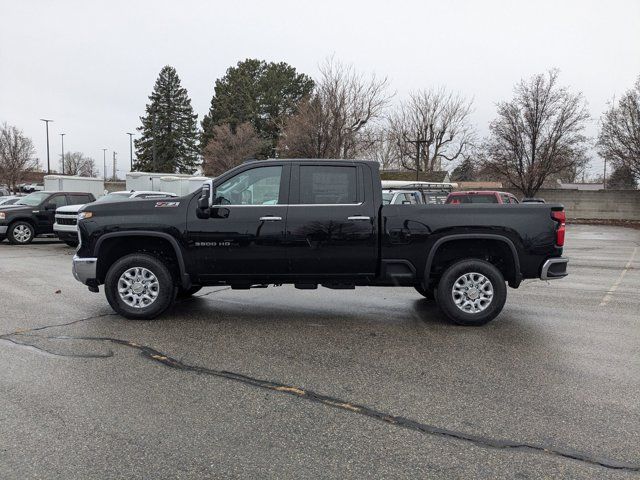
[1,0,639,178]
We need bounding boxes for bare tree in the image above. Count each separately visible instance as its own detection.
[202,122,266,176]
[483,70,590,197]
[360,127,402,170]
[597,76,640,180]
[279,57,390,159]
[63,152,97,177]
[389,88,474,173]
[0,122,38,191]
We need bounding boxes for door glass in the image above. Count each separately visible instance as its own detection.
[215,166,282,205]
[50,195,68,208]
[68,195,90,205]
[299,166,357,204]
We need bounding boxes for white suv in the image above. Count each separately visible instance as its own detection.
[54,190,177,247]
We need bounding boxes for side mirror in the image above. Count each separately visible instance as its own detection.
[196,180,213,218]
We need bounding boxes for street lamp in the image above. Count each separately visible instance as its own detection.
[60,133,65,175]
[40,119,53,174]
[126,132,134,171]
[102,148,108,180]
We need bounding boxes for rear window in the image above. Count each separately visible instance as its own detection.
[447,194,499,204]
[299,166,357,204]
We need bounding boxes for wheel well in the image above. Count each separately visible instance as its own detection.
[427,239,517,286]
[9,218,35,229]
[96,236,180,284]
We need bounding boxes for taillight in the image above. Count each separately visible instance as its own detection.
[551,210,566,247]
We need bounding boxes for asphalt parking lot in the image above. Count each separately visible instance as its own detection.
[0,224,639,479]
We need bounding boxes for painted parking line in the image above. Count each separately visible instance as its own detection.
[599,246,638,307]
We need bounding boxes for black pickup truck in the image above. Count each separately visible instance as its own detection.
[0,191,95,245]
[72,159,568,325]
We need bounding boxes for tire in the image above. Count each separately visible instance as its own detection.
[8,221,35,245]
[177,285,203,298]
[64,240,79,248]
[414,284,435,300]
[104,253,176,320]
[436,259,507,326]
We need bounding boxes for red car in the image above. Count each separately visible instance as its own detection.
[445,191,520,204]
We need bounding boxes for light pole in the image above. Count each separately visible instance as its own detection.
[102,149,108,180]
[126,132,134,171]
[60,133,65,175]
[40,119,53,174]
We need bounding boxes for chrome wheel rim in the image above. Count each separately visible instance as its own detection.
[118,267,160,308]
[13,224,32,243]
[451,272,493,314]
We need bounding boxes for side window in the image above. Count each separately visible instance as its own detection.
[68,194,90,205]
[49,195,68,208]
[215,166,282,205]
[299,166,357,205]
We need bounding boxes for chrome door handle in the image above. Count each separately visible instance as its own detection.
[259,216,282,221]
[348,216,371,221]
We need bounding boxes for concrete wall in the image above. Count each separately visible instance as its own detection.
[505,189,640,221]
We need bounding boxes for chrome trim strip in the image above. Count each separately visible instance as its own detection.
[540,257,569,280]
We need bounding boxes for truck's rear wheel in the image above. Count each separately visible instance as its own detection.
[104,253,176,320]
[436,259,506,326]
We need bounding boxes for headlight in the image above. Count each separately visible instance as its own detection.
[0,212,5,220]
[78,211,93,220]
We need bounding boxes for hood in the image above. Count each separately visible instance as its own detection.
[56,204,85,214]
[0,204,31,213]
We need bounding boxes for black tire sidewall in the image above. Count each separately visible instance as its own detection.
[436,259,506,326]
[104,253,176,320]
[8,221,34,245]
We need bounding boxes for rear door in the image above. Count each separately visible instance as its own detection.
[286,163,377,277]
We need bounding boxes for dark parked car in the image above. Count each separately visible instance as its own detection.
[72,160,568,326]
[0,191,95,244]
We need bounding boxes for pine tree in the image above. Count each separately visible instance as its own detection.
[134,66,200,173]
[200,59,314,157]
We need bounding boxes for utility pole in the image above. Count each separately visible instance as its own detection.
[102,149,108,180]
[60,133,65,175]
[112,152,117,181]
[603,158,607,189]
[126,132,134,171]
[402,133,428,181]
[40,119,53,174]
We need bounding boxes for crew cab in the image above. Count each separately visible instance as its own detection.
[446,190,520,204]
[72,160,568,326]
[0,191,95,244]
[54,190,177,247]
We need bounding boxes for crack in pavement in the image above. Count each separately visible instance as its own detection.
[0,312,117,337]
[2,329,638,473]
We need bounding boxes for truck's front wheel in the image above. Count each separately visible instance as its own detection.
[436,259,507,326]
[104,253,176,320]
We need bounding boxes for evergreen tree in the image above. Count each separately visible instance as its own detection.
[607,163,638,189]
[451,156,477,182]
[134,66,199,173]
[201,59,314,157]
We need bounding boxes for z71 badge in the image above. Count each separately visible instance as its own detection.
[155,201,180,208]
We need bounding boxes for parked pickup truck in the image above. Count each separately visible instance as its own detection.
[0,191,95,244]
[72,159,568,325]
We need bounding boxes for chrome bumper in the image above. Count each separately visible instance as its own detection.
[540,257,569,280]
[72,255,97,285]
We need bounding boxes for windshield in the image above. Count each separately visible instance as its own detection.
[382,192,393,205]
[94,192,131,203]
[15,192,49,206]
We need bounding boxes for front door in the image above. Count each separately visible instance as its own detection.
[35,193,67,233]
[285,163,377,277]
[185,164,290,282]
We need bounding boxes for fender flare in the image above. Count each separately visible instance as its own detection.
[423,233,521,287]
[94,231,191,289]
